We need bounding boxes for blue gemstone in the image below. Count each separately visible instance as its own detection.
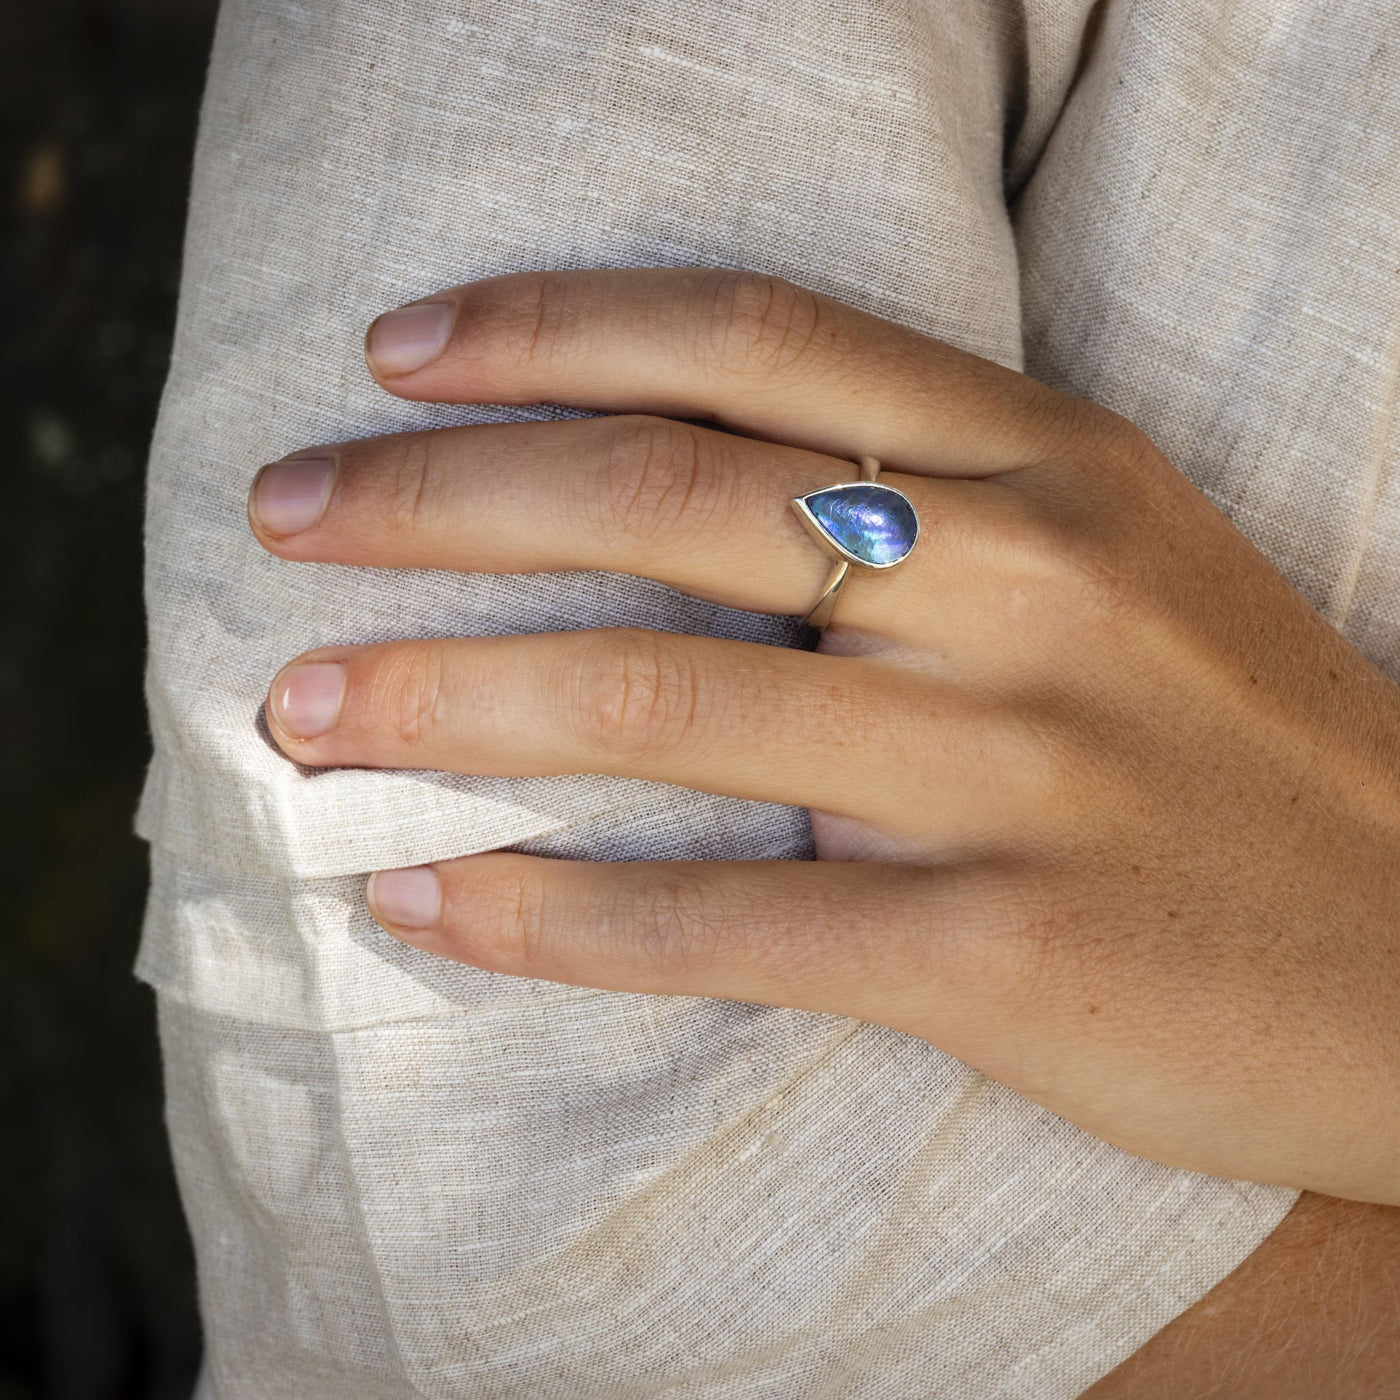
[799,483,918,566]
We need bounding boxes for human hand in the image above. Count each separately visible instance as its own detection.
[249,269,1400,1203]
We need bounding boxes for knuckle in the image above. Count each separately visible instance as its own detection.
[988,499,1080,585]
[377,644,450,750]
[698,270,830,379]
[476,269,571,370]
[1061,531,1144,628]
[1022,388,1131,459]
[1085,405,1157,466]
[994,496,1141,626]
[1001,698,1095,817]
[466,859,552,970]
[380,433,438,531]
[954,700,1071,835]
[979,698,1134,875]
[620,873,732,979]
[1034,398,1163,488]
[592,416,718,548]
[570,630,704,760]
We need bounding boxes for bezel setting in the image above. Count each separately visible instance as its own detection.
[790,481,920,570]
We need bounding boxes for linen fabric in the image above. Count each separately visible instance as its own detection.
[136,0,1399,1394]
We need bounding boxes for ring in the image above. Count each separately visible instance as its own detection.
[790,456,920,629]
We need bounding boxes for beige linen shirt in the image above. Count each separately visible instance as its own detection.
[137,0,1399,1394]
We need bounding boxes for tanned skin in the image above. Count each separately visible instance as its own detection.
[1085,1194,1400,1399]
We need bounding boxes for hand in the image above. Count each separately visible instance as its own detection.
[249,268,1400,1204]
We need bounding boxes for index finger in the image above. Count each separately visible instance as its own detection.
[363,267,1107,478]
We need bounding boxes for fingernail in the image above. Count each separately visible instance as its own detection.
[250,455,334,535]
[271,661,346,738]
[366,301,456,376]
[368,867,441,929]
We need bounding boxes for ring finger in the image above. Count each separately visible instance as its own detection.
[263,626,1044,849]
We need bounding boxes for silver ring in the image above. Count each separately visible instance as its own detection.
[789,456,920,629]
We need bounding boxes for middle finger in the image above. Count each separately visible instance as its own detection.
[250,413,1040,648]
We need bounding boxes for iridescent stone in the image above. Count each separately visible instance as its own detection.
[796,483,918,566]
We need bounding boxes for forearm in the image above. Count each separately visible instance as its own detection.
[1085,1193,1400,1398]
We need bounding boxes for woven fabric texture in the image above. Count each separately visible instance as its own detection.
[136,0,1399,1394]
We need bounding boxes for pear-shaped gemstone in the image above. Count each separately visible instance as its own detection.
[797,483,918,566]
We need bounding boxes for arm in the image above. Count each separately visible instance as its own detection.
[1085,1192,1400,1398]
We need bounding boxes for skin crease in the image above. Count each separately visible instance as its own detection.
[250,268,1400,1390]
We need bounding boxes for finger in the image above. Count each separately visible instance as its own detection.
[263,629,1042,845]
[362,267,1116,477]
[248,414,1041,645]
[364,851,1006,1048]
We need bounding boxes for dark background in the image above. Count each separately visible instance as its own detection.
[3,0,219,1394]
